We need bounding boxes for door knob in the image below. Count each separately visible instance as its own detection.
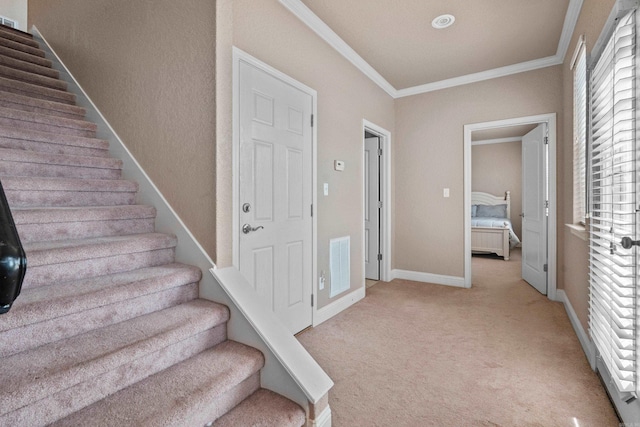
[242,224,264,234]
[621,237,640,249]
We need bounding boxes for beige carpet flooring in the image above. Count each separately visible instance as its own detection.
[297,250,620,426]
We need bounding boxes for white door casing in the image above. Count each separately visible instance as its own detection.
[521,124,548,294]
[237,58,313,334]
[364,136,380,280]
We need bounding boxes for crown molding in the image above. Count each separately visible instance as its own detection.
[278,0,397,97]
[279,0,584,98]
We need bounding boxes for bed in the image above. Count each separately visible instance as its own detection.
[471,191,521,260]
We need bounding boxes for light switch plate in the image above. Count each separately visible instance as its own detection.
[324,183,329,196]
[444,188,450,198]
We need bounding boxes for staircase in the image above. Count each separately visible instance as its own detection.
[0,24,306,426]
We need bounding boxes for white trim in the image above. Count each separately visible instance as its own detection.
[278,0,584,97]
[313,286,365,327]
[212,267,334,404]
[395,56,561,97]
[232,47,318,330]
[472,136,522,146]
[570,35,586,70]
[362,119,392,283]
[565,223,588,241]
[278,0,396,98]
[308,405,332,427]
[555,290,596,369]
[558,0,586,61]
[391,270,466,288]
[464,113,557,301]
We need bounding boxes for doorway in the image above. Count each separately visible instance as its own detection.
[464,114,557,300]
[232,48,317,334]
[362,120,391,284]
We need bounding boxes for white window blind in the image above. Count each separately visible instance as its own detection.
[589,9,638,394]
[573,43,588,224]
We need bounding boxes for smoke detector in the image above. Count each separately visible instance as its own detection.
[432,14,455,29]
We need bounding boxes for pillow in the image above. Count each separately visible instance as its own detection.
[476,204,507,218]
[471,205,478,217]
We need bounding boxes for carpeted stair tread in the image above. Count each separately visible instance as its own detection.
[0,53,59,79]
[0,105,96,137]
[50,341,265,427]
[214,389,307,427]
[1,175,137,193]
[0,146,120,168]
[0,299,229,418]
[0,45,52,68]
[1,263,201,332]
[24,232,176,267]
[0,125,110,157]
[0,35,45,58]
[0,89,85,119]
[0,63,67,90]
[0,75,76,104]
[0,24,34,40]
[0,26,38,46]
[13,204,156,242]
[21,232,177,289]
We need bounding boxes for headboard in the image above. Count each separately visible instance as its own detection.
[472,191,511,219]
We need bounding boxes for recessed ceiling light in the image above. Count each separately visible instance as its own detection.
[432,14,455,29]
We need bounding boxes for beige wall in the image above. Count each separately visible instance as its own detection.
[472,142,522,238]
[0,0,27,31]
[28,0,217,259]
[560,0,616,333]
[215,0,395,308]
[394,66,563,277]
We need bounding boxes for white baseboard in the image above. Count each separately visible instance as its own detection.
[555,290,595,369]
[313,286,365,327]
[308,405,332,427]
[391,269,466,288]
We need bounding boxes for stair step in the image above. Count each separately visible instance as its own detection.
[0,25,34,40]
[0,44,52,68]
[0,63,67,91]
[49,341,264,427]
[0,25,40,49]
[14,205,156,242]
[0,90,85,120]
[0,75,75,105]
[215,389,306,427]
[22,232,177,288]
[0,53,59,79]
[0,35,44,59]
[0,263,201,357]
[0,300,229,426]
[0,125,110,158]
[2,175,138,207]
[0,106,96,137]
[0,147,121,180]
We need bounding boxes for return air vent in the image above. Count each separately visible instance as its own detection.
[0,16,17,28]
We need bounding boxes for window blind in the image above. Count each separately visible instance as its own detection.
[589,10,638,394]
[573,44,588,224]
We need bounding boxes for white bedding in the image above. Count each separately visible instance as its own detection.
[471,217,521,248]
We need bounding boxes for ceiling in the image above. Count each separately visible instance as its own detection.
[284,0,580,97]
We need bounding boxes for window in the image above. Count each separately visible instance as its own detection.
[572,38,587,224]
[589,9,638,395]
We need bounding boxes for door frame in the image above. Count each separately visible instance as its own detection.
[363,119,392,283]
[232,47,318,322]
[463,113,557,300]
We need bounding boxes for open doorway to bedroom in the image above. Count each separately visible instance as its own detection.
[463,114,557,300]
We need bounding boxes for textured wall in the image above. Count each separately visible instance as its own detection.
[0,0,27,30]
[394,66,563,277]
[28,0,217,259]
[217,0,395,309]
[560,0,616,333]
[472,142,523,238]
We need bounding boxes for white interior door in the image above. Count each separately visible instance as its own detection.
[521,124,547,294]
[364,136,380,280]
[238,60,313,334]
